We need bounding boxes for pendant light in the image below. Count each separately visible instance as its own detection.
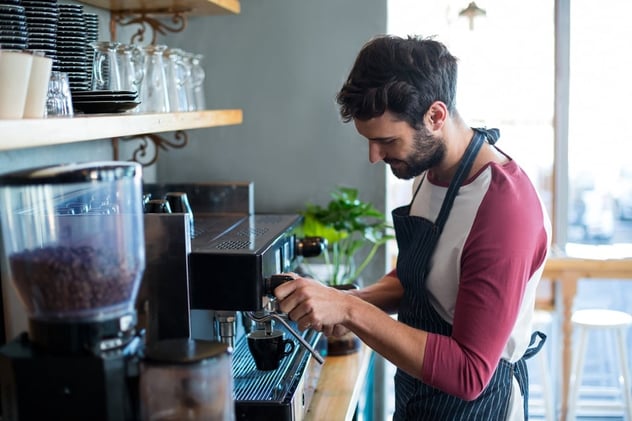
[459,2,486,30]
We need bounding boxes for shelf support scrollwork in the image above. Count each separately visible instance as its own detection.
[112,131,189,167]
[110,10,189,45]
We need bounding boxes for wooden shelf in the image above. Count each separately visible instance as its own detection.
[77,0,240,15]
[0,109,243,152]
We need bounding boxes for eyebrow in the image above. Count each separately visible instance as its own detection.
[368,136,396,144]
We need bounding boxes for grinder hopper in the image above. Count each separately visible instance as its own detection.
[0,161,146,351]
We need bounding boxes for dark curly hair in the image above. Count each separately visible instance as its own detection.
[336,35,458,130]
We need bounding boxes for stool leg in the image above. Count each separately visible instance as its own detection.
[568,326,588,421]
[615,328,632,421]
[538,346,555,421]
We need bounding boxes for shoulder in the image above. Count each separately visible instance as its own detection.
[465,161,551,262]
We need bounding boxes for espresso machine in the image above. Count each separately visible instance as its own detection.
[143,183,327,421]
[0,162,147,420]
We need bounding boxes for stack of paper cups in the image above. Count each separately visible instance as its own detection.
[24,52,53,119]
[0,51,34,119]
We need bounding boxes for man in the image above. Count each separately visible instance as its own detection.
[275,35,551,420]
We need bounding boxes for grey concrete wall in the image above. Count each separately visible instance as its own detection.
[158,0,389,282]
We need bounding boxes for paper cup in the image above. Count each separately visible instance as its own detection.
[0,51,34,119]
[23,53,53,119]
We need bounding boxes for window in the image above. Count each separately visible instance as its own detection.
[566,0,632,256]
[383,2,632,419]
[386,0,555,264]
[386,0,632,259]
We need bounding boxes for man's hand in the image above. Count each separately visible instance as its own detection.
[274,274,351,336]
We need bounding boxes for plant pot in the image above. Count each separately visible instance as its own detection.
[327,283,362,356]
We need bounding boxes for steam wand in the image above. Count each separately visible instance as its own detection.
[245,311,324,365]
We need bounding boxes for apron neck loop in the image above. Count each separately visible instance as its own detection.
[472,127,500,145]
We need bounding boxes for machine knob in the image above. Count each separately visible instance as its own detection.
[295,236,326,258]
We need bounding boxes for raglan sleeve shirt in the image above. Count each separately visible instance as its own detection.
[393,160,551,400]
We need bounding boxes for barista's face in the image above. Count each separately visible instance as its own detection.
[354,111,445,180]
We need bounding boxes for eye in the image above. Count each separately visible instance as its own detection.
[368,137,397,146]
[379,137,398,146]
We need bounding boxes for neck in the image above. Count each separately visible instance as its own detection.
[429,118,475,183]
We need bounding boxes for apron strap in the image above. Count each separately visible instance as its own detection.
[523,330,547,360]
[434,129,486,230]
[515,331,547,418]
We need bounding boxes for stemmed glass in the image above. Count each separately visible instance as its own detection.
[190,53,206,111]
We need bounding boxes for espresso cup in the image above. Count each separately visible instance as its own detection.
[247,330,295,371]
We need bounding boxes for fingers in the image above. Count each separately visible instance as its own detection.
[273,275,350,337]
[286,297,317,326]
[274,277,315,315]
[273,272,303,301]
[299,320,313,331]
[332,324,350,337]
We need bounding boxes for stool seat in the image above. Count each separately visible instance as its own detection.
[567,308,632,421]
[571,308,632,328]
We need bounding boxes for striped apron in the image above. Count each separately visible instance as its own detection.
[391,128,545,420]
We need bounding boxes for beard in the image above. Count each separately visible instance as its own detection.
[385,126,446,180]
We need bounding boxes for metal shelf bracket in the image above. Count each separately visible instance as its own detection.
[110,10,189,45]
[113,131,189,167]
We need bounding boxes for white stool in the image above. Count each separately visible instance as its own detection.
[567,308,632,421]
[529,309,556,421]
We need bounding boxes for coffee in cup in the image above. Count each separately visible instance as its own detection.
[247,330,295,371]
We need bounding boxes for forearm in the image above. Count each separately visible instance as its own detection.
[350,272,403,314]
[342,293,427,380]
[275,276,426,380]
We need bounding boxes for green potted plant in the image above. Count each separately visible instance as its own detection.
[297,186,394,355]
[297,186,394,287]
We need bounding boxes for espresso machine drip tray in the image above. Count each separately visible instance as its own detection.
[232,327,325,420]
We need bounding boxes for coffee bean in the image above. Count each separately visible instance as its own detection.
[9,245,139,315]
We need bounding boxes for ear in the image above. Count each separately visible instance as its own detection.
[425,101,448,131]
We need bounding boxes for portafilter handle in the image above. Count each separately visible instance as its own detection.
[264,274,294,296]
[245,311,324,365]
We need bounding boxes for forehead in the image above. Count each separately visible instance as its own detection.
[353,112,414,140]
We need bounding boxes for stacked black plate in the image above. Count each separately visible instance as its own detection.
[0,1,27,50]
[22,0,58,69]
[71,90,140,114]
[84,12,97,44]
[83,12,98,86]
[56,3,88,91]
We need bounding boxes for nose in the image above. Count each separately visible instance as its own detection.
[368,142,385,164]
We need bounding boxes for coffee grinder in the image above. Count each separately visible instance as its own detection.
[0,162,146,421]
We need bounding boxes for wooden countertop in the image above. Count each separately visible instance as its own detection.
[305,342,373,421]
